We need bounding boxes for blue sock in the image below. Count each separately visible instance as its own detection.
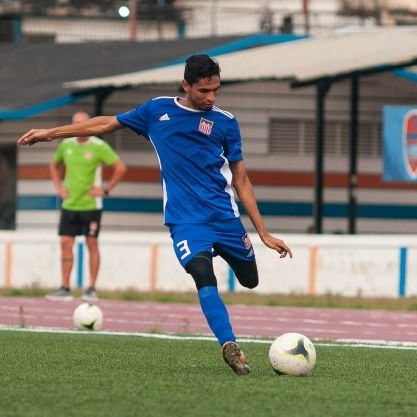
[198,286,236,346]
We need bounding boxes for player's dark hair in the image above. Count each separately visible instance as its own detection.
[184,54,220,85]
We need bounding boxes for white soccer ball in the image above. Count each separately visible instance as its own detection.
[73,303,103,331]
[269,332,316,376]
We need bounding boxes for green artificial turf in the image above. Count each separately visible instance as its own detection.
[1,330,416,417]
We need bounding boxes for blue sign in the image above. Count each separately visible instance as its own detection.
[383,106,417,182]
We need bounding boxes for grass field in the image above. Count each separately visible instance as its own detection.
[1,330,417,417]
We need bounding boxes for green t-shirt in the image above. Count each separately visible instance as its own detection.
[53,137,119,211]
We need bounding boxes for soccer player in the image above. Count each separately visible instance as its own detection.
[17,55,292,375]
[47,111,126,302]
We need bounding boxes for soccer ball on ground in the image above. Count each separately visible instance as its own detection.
[73,303,103,331]
[269,332,316,376]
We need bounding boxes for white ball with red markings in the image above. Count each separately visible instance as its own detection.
[269,332,316,376]
[73,303,103,331]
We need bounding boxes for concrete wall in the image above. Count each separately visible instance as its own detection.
[2,230,416,298]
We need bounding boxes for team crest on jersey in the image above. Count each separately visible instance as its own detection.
[242,233,252,250]
[84,151,93,160]
[404,110,417,178]
[199,118,214,135]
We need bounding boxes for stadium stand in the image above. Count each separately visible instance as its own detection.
[1,31,417,233]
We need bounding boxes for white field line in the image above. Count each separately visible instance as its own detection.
[2,325,417,350]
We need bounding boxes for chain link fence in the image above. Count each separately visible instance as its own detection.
[0,0,386,42]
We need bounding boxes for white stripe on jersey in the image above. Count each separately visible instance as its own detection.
[148,134,168,221]
[89,136,105,145]
[63,136,104,145]
[94,165,103,210]
[212,106,234,119]
[219,152,240,217]
[152,96,176,101]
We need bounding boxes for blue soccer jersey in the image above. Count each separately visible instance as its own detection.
[116,96,244,225]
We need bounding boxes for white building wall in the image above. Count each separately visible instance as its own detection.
[1,231,415,298]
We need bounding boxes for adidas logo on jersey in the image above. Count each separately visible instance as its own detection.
[159,113,170,121]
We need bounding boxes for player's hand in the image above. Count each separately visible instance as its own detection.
[261,233,293,258]
[58,186,69,200]
[87,186,105,197]
[17,129,53,146]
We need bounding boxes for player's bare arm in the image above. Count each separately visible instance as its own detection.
[230,160,293,258]
[17,116,122,146]
[88,159,127,197]
[49,161,68,200]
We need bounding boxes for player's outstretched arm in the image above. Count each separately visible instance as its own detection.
[230,160,293,259]
[17,116,122,146]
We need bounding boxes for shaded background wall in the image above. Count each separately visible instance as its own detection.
[0,144,16,230]
[8,72,417,234]
[1,0,417,234]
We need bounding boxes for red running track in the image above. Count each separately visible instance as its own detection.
[2,296,417,343]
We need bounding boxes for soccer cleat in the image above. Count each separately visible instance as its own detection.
[81,287,98,302]
[45,287,73,301]
[222,341,251,375]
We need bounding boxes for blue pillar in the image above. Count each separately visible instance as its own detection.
[228,266,235,293]
[398,247,407,298]
[177,19,186,39]
[12,16,22,43]
[76,240,84,289]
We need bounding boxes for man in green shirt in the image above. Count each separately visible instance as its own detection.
[47,111,127,301]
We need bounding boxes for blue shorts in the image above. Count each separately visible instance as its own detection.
[168,217,256,269]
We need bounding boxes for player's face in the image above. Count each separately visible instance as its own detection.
[183,75,221,111]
